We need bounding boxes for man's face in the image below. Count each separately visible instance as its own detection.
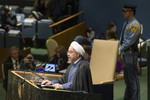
[67,47,80,64]
[11,50,19,60]
[112,26,117,32]
[87,31,95,40]
[123,8,133,19]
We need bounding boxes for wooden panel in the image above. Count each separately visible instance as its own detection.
[50,22,87,49]
[50,11,84,27]
[0,48,31,63]
[0,48,10,63]
[0,48,10,79]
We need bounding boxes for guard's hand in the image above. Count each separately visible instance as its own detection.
[52,83,63,90]
[136,61,140,75]
[41,80,52,85]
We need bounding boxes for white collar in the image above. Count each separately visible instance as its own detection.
[73,57,81,65]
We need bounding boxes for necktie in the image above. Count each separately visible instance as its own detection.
[15,60,19,70]
[120,21,128,45]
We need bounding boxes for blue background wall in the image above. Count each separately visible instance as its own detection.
[79,0,150,39]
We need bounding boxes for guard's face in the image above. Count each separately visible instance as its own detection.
[67,47,80,64]
[122,8,133,19]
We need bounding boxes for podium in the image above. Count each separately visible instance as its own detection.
[7,71,101,100]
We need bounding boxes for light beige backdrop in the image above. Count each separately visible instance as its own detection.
[90,39,119,84]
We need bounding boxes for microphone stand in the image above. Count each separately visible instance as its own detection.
[27,54,56,85]
[29,65,45,85]
[18,59,26,85]
[18,59,37,85]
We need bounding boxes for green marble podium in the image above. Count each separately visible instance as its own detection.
[7,71,101,100]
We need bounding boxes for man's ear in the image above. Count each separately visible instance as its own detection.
[77,53,81,58]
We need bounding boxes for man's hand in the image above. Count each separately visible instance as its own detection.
[24,54,34,64]
[41,80,52,85]
[52,83,63,90]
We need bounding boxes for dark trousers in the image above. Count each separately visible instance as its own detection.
[122,50,140,100]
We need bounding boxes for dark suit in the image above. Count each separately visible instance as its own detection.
[0,10,17,32]
[3,55,35,91]
[3,55,24,91]
[52,59,93,93]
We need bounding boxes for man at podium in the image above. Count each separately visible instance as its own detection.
[42,41,93,93]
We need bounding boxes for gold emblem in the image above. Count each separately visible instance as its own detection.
[130,26,137,33]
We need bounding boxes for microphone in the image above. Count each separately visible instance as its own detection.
[29,68,45,86]
[29,61,45,82]
[17,58,36,85]
[48,54,56,62]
